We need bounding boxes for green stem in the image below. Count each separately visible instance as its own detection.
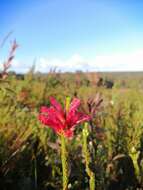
[82,122,95,190]
[89,173,95,190]
[61,134,68,190]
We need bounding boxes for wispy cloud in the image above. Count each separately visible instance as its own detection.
[10,59,30,73]
[1,49,143,73]
[35,50,143,72]
[36,54,90,72]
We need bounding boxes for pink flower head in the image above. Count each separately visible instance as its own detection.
[38,97,90,138]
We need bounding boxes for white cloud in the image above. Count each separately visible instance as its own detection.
[0,60,3,71]
[94,50,143,71]
[10,59,31,73]
[35,54,92,72]
[34,54,89,72]
[35,50,143,72]
[1,49,143,73]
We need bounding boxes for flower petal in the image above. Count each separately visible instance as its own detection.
[39,97,90,138]
[39,113,64,134]
[67,111,90,128]
[64,129,74,138]
[50,97,64,115]
[40,106,49,114]
[75,112,91,125]
[68,98,80,114]
[39,106,65,133]
[66,98,80,124]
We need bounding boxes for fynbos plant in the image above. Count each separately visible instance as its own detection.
[38,97,90,190]
[1,40,18,79]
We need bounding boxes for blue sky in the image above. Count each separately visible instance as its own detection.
[1,0,143,72]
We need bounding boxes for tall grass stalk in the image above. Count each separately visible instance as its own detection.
[82,122,95,190]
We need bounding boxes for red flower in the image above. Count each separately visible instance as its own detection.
[39,97,90,138]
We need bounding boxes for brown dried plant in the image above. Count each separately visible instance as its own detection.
[1,40,18,79]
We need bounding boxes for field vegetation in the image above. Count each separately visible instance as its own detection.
[1,43,143,190]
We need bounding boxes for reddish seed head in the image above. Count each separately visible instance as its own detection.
[38,97,90,138]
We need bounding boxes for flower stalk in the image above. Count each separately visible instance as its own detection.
[82,122,95,190]
[38,96,90,189]
[60,97,70,190]
[61,134,68,190]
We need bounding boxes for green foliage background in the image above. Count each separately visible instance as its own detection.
[0,70,143,189]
